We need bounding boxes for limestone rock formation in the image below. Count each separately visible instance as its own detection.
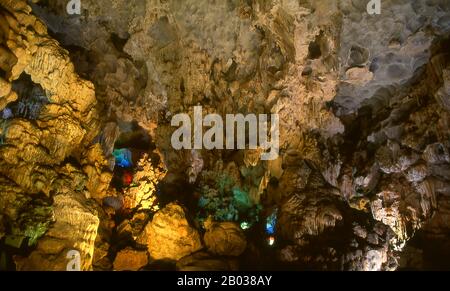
[139,203,202,261]
[1,0,449,271]
[15,193,99,271]
[113,247,148,271]
[203,218,247,257]
[0,0,101,270]
[122,154,166,211]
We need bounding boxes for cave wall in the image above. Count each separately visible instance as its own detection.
[0,0,449,271]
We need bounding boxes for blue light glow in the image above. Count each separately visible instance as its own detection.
[265,208,278,235]
[113,148,133,168]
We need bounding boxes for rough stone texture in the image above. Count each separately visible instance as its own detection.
[203,218,247,257]
[139,203,202,261]
[122,154,166,211]
[0,0,101,270]
[113,248,148,271]
[279,190,343,243]
[1,0,449,271]
[15,193,99,271]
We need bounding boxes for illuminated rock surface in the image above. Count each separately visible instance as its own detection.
[113,247,148,271]
[140,203,202,261]
[0,0,449,270]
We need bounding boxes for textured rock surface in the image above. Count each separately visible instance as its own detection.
[122,154,166,211]
[139,203,202,261]
[113,247,148,271]
[0,0,102,271]
[0,0,449,271]
[203,218,247,257]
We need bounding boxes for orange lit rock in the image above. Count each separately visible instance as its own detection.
[122,154,166,212]
[113,248,148,271]
[0,0,100,270]
[1,0,450,271]
[82,144,113,200]
[139,203,202,261]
